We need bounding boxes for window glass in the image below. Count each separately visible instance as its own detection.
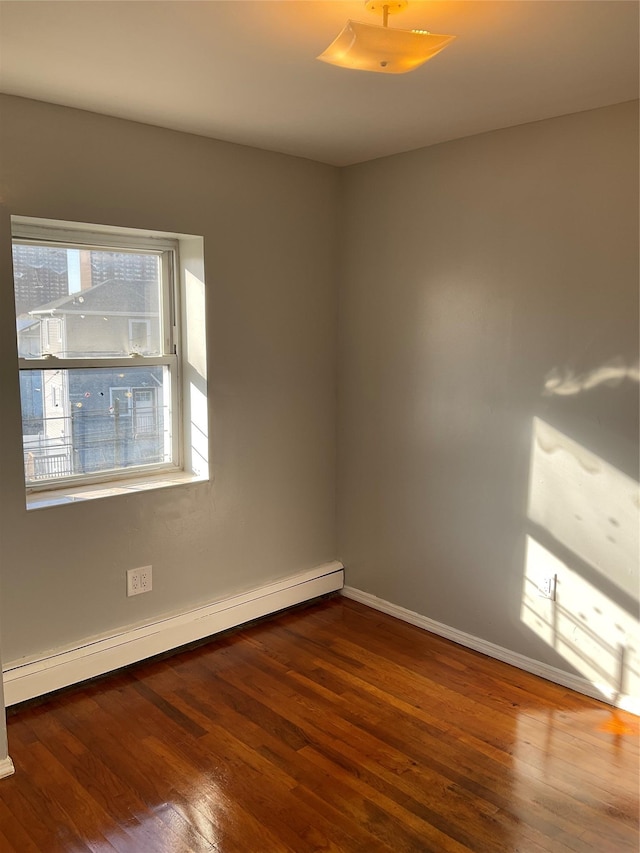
[21,366,172,484]
[13,244,162,358]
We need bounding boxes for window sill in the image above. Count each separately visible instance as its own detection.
[26,470,207,511]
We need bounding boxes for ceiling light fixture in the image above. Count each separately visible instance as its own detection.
[317,1,455,75]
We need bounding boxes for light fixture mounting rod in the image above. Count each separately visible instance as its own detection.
[365,0,408,28]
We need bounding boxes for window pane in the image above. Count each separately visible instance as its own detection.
[21,366,173,484]
[13,244,162,358]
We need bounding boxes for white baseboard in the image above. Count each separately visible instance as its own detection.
[3,562,344,707]
[0,757,15,779]
[341,586,639,716]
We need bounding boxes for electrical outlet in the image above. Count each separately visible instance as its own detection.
[538,574,557,601]
[127,565,153,597]
[139,566,152,593]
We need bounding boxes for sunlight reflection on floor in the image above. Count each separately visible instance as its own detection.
[512,707,639,849]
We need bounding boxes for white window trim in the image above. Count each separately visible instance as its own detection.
[11,217,208,504]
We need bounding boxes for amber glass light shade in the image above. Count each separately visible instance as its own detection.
[317,20,455,74]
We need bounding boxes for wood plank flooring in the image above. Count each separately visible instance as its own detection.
[1,595,638,852]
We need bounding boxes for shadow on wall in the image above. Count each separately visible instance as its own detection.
[522,411,639,710]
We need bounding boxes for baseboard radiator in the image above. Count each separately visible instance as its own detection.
[3,561,344,706]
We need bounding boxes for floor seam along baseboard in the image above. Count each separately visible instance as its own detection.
[341,585,639,716]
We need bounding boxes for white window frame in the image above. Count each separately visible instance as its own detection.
[13,221,182,493]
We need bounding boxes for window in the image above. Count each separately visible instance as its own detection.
[129,319,151,353]
[132,388,158,436]
[42,317,63,352]
[13,220,182,492]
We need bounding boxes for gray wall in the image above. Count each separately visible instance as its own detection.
[0,95,339,662]
[338,102,639,686]
[0,94,638,703]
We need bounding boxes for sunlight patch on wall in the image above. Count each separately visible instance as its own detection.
[523,418,639,710]
[185,269,207,381]
[522,536,639,704]
[181,252,209,480]
[189,381,209,477]
[528,417,639,599]
[543,357,639,397]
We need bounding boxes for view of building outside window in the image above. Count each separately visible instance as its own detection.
[14,244,173,485]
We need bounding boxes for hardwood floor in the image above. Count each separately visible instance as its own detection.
[1,595,638,852]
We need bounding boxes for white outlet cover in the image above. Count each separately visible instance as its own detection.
[538,574,556,600]
[127,566,152,596]
[139,566,152,592]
